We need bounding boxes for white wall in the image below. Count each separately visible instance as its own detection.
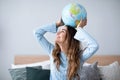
[0,0,120,80]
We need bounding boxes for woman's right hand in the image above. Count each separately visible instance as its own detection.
[56,18,64,27]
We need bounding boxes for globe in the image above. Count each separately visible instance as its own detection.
[62,3,87,28]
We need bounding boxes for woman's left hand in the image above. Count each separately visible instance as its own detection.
[77,18,87,28]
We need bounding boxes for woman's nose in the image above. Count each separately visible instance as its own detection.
[57,31,61,35]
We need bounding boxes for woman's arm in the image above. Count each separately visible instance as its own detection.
[34,18,64,55]
[74,27,99,62]
[34,23,57,55]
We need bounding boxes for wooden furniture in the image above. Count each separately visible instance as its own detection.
[14,55,120,66]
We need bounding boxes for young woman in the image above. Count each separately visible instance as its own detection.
[34,18,99,80]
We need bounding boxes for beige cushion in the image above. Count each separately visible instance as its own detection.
[98,61,120,80]
[11,60,50,69]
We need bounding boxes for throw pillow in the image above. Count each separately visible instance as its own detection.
[98,61,120,80]
[9,68,26,80]
[80,61,101,80]
[26,67,50,80]
[9,66,42,80]
[11,60,50,69]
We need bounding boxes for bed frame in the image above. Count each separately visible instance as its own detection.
[14,55,120,66]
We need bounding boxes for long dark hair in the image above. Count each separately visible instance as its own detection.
[52,25,83,80]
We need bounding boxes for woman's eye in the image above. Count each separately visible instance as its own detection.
[62,30,65,33]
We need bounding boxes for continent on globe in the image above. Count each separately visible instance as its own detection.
[70,3,80,16]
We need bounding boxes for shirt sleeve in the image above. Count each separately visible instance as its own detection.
[34,23,57,55]
[74,27,99,62]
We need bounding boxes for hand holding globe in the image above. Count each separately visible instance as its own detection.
[56,18,64,27]
[77,18,87,28]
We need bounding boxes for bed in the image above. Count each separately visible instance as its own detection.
[14,55,120,66]
[9,55,120,80]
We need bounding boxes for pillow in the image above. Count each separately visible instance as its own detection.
[83,62,91,66]
[98,61,120,80]
[9,66,42,80]
[11,60,50,69]
[9,68,26,80]
[80,61,101,80]
[26,67,50,80]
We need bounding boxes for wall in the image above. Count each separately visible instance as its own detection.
[0,0,120,80]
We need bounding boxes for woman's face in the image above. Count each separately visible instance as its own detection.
[55,26,67,44]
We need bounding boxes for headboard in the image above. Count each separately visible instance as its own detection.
[14,55,120,66]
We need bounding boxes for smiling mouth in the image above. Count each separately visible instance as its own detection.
[56,35,60,38]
